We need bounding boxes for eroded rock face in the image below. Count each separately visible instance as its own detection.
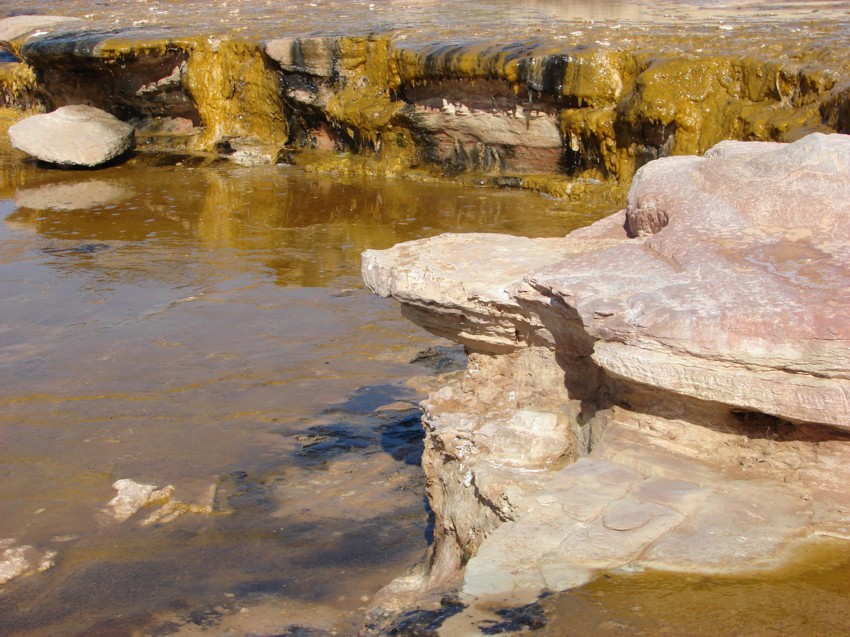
[362,132,850,614]
[5,13,850,184]
[9,105,135,166]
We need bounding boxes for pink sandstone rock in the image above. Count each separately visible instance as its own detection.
[528,133,850,426]
[362,133,850,609]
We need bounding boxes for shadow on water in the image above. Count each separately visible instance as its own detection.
[479,598,550,634]
[0,376,444,637]
[295,383,425,467]
[266,628,334,637]
[296,345,465,468]
[288,346,467,549]
[379,595,466,637]
[409,344,468,374]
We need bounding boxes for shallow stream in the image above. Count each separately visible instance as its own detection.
[0,147,612,636]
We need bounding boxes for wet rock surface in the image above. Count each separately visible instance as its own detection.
[0,14,84,42]
[363,133,850,620]
[9,104,134,166]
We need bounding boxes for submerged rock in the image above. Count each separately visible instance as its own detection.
[363,132,850,609]
[105,478,175,522]
[9,105,135,167]
[103,478,219,525]
[0,539,56,586]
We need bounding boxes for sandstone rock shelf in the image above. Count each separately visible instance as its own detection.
[363,133,850,631]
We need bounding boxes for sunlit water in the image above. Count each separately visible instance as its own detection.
[0,151,613,636]
[11,0,850,44]
[537,539,850,636]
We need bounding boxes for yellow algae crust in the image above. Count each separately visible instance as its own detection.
[2,19,850,196]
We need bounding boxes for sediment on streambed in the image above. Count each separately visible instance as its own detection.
[2,14,850,196]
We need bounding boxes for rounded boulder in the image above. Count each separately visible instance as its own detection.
[9,105,135,167]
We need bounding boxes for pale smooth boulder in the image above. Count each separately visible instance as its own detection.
[9,105,135,167]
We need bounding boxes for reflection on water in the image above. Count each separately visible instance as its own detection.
[4,160,602,288]
[540,539,850,636]
[0,155,612,636]
[16,179,135,212]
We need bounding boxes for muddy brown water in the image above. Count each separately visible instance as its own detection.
[5,154,850,637]
[10,0,850,46]
[0,147,613,636]
[536,539,850,636]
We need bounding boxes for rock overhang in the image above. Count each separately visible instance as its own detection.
[365,133,850,427]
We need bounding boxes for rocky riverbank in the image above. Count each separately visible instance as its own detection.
[363,132,850,633]
[3,5,850,198]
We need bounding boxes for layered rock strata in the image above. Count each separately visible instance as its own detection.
[3,14,850,188]
[362,133,850,618]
